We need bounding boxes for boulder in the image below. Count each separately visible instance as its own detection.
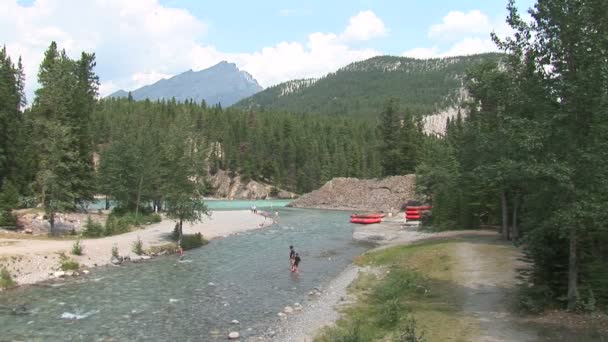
[228,331,240,339]
[53,271,66,278]
[283,306,294,314]
[231,319,239,324]
[110,256,122,265]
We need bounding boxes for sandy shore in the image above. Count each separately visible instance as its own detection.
[0,210,268,286]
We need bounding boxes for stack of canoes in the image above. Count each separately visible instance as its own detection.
[405,206,432,221]
[350,213,385,224]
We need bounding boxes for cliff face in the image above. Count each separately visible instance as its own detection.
[209,170,297,200]
[288,175,416,212]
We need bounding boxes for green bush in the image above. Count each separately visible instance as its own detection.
[82,216,104,237]
[0,267,16,289]
[111,245,119,259]
[180,233,207,250]
[395,317,427,342]
[376,298,405,328]
[71,240,83,256]
[315,321,369,342]
[102,211,161,237]
[132,237,144,255]
[59,253,79,271]
[270,187,280,197]
[0,210,17,229]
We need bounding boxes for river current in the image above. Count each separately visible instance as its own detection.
[0,207,368,341]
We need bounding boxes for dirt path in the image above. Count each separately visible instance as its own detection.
[451,235,537,341]
[0,211,268,285]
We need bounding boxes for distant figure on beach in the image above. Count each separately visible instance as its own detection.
[274,211,279,224]
[289,245,295,266]
[252,205,257,214]
[291,253,301,273]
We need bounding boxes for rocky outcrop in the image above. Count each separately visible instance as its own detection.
[14,210,106,235]
[209,170,297,200]
[288,175,416,212]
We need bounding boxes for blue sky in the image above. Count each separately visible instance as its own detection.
[161,0,534,54]
[4,0,536,99]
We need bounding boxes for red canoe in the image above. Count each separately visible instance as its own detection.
[350,217,382,224]
[351,213,386,219]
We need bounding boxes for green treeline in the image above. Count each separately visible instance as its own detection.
[92,98,384,194]
[417,0,608,311]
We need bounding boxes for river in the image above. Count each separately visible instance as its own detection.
[0,207,368,341]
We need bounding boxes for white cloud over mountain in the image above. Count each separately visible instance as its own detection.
[403,10,510,59]
[1,1,384,98]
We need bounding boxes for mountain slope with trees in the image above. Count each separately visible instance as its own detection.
[233,53,503,117]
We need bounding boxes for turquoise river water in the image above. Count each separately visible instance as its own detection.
[0,208,368,341]
[87,199,292,211]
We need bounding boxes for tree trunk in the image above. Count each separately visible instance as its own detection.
[178,218,183,245]
[49,211,55,236]
[511,195,519,241]
[501,191,509,240]
[567,226,578,310]
[135,175,144,219]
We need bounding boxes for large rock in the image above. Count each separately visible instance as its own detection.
[209,170,297,200]
[289,175,416,212]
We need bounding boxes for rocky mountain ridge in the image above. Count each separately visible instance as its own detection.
[108,61,263,107]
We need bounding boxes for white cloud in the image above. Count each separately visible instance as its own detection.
[401,47,440,59]
[341,10,388,42]
[402,9,510,59]
[278,9,297,17]
[1,1,386,98]
[429,10,491,42]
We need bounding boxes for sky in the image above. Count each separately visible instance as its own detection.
[1,0,536,100]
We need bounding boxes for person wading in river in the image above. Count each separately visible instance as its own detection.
[291,253,301,273]
[289,245,296,267]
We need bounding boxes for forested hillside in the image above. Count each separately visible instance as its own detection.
[233,53,503,117]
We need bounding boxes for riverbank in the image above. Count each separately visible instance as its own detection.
[278,230,608,341]
[0,210,269,287]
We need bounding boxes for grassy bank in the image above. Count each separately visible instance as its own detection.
[314,240,476,342]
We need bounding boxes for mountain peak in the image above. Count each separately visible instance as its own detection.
[107,62,263,106]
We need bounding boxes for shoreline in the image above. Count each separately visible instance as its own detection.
[0,210,270,288]
[270,224,495,342]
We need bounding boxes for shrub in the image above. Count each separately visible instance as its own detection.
[179,233,207,250]
[270,187,280,197]
[71,240,83,256]
[0,267,16,289]
[0,210,17,229]
[315,321,368,342]
[59,253,79,271]
[82,216,104,237]
[132,237,144,255]
[148,213,162,223]
[111,245,119,259]
[517,284,554,314]
[376,298,405,328]
[395,317,427,342]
